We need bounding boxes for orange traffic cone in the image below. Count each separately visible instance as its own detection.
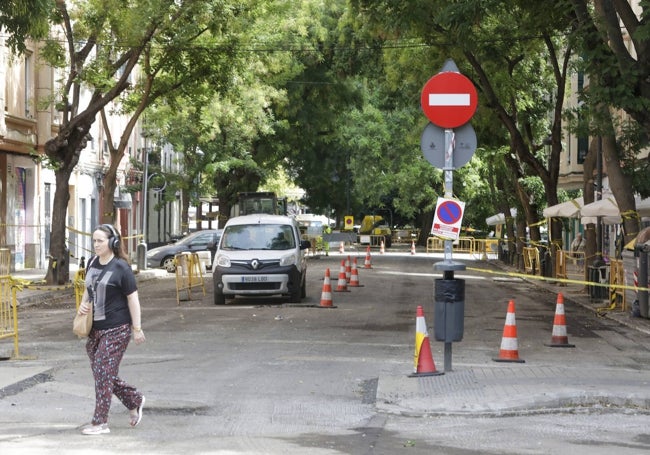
[345,256,351,282]
[379,239,385,254]
[493,300,525,363]
[318,268,336,308]
[349,257,363,287]
[409,305,443,377]
[339,242,345,254]
[364,246,373,269]
[334,259,350,292]
[410,241,416,255]
[545,293,575,347]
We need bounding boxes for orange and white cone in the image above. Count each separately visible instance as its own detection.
[493,300,525,363]
[380,239,385,254]
[545,293,575,347]
[349,257,363,287]
[318,268,336,308]
[409,305,443,377]
[364,246,373,269]
[334,259,349,292]
[410,241,416,255]
[339,242,345,254]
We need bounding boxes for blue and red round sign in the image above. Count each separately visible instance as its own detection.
[436,200,463,224]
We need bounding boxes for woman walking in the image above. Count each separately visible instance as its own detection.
[77,224,146,435]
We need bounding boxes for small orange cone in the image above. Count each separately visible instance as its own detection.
[339,242,345,254]
[334,259,350,292]
[349,257,363,287]
[545,293,575,347]
[379,239,385,254]
[318,268,336,308]
[409,305,443,377]
[410,241,416,255]
[364,246,373,269]
[493,300,525,363]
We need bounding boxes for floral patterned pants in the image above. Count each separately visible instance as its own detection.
[86,324,143,425]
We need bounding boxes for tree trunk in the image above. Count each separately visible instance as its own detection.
[601,133,640,253]
[45,169,73,285]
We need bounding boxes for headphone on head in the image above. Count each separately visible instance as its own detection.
[101,224,121,250]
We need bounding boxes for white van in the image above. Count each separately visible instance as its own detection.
[212,214,311,305]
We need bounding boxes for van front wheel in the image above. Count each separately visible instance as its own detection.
[214,292,226,305]
[289,286,301,303]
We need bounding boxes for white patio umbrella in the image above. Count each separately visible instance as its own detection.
[542,197,584,218]
[486,208,517,226]
[581,196,650,224]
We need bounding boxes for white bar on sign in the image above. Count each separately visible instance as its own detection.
[428,93,470,106]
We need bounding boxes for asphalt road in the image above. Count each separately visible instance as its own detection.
[1,251,650,454]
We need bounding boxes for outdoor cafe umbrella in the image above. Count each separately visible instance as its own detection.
[581,196,650,225]
[542,197,584,218]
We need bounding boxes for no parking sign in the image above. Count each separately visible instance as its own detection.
[431,197,465,240]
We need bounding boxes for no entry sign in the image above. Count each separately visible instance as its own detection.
[421,71,478,129]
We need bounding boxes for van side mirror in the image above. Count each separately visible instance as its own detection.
[300,240,311,250]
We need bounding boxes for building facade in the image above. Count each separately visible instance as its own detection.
[0,36,181,272]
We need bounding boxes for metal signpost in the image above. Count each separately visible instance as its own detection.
[420,59,478,371]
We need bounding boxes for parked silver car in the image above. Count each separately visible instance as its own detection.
[146,229,222,272]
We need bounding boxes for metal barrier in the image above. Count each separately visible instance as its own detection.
[522,247,540,275]
[455,237,474,253]
[0,249,10,275]
[608,259,626,311]
[74,269,86,310]
[174,253,205,304]
[0,276,19,359]
[555,250,567,281]
[470,238,499,259]
[427,237,445,253]
[392,229,419,244]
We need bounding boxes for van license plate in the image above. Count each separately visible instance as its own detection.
[242,276,268,282]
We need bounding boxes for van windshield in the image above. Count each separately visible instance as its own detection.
[221,224,296,251]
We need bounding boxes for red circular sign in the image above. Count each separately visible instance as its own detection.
[421,72,478,128]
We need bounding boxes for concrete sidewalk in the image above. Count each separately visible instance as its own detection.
[373,257,650,416]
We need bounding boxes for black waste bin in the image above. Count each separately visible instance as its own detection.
[588,265,608,299]
[433,278,465,342]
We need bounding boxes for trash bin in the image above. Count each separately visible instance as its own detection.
[137,242,148,270]
[433,278,465,342]
[588,264,608,300]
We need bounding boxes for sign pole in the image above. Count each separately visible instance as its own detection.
[421,59,477,373]
[443,129,455,265]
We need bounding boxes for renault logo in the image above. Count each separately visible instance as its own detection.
[251,259,260,270]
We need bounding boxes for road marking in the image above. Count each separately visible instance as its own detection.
[428,93,470,106]
[377,270,487,280]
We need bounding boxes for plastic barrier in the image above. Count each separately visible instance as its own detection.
[174,253,205,304]
[0,276,19,359]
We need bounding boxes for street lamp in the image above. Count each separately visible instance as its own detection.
[137,131,151,270]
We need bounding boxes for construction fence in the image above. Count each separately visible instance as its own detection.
[426,236,500,259]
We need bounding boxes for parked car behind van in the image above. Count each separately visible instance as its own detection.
[212,214,310,305]
[146,229,222,272]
